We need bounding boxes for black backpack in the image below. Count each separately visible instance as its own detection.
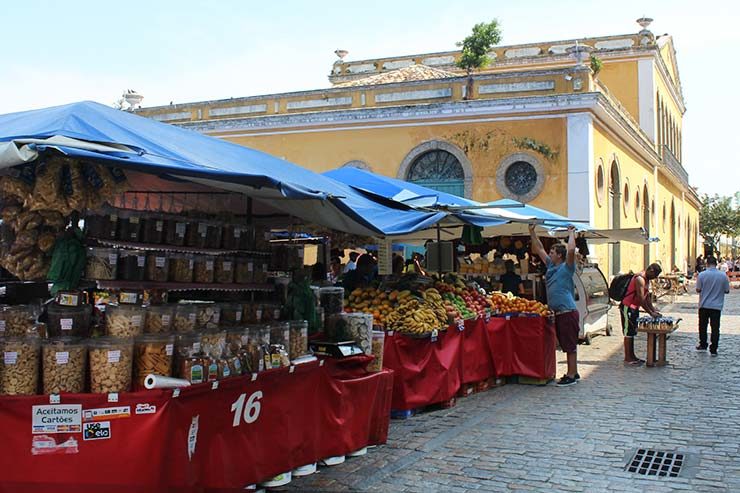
[608,273,634,302]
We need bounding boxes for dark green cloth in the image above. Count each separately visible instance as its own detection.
[284,279,320,333]
[461,225,483,245]
[47,227,86,295]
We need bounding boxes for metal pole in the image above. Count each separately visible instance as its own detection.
[436,223,442,277]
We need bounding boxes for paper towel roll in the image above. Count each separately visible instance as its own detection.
[144,374,191,390]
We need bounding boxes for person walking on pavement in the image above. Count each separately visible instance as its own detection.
[530,224,579,386]
[696,256,731,355]
[620,263,663,365]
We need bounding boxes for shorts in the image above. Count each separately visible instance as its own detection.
[620,304,639,337]
[555,310,580,354]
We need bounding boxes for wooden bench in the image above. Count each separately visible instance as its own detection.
[638,322,680,367]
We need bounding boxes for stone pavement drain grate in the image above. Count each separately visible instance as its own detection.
[626,448,684,477]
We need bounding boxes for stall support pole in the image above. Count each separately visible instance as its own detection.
[436,224,442,277]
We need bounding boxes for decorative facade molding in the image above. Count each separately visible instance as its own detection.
[209,104,267,117]
[286,97,352,110]
[478,81,555,94]
[397,140,474,198]
[374,88,452,103]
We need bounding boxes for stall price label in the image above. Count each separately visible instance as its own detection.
[175,223,186,237]
[4,351,17,365]
[457,319,465,331]
[0,321,6,332]
[198,223,207,236]
[107,350,121,363]
[206,261,214,271]
[55,352,69,365]
[223,262,232,271]
[155,256,166,268]
[155,220,164,232]
[137,255,145,267]
[61,318,74,331]
[430,329,439,342]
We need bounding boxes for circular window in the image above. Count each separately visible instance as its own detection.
[496,153,545,202]
[595,162,605,207]
[623,182,630,217]
[504,162,537,195]
[634,190,640,221]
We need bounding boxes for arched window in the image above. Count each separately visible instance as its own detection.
[406,150,465,196]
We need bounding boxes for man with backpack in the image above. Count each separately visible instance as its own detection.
[611,263,663,365]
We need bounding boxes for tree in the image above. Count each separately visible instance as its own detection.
[699,194,740,255]
[456,20,502,100]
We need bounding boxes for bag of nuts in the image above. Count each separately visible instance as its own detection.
[133,334,175,390]
[42,337,87,394]
[0,304,40,336]
[0,335,40,395]
[89,337,134,393]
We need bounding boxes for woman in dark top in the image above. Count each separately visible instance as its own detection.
[500,259,524,295]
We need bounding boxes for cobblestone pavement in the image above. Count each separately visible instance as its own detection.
[283,288,740,492]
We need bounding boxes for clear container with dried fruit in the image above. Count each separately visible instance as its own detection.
[185,220,209,248]
[201,328,226,358]
[144,304,175,333]
[367,331,385,373]
[214,256,235,284]
[233,257,254,284]
[203,221,223,249]
[86,247,118,280]
[194,303,221,330]
[253,258,270,283]
[173,304,198,333]
[42,337,87,394]
[118,249,146,281]
[319,287,345,316]
[269,321,290,347]
[219,303,244,327]
[88,336,134,394]
[145,253,169,281]
[221,224,240,250]
[225,327,249,355]
[163,217,187,246]
[46,303,92,338]
[236,225,256,250]
[246,325,270,372]
[140,215,165,244]
[169,253,194,283]
[288,320,309,360]
[133,333,175,390]
[105,303,145,338]
[0,304,40,336]
[117,210,142,242]
[0,335,41,395]
[261,303,282,323]
[242,303,263,324]
[193,255,215,283]
[84,211,118,240]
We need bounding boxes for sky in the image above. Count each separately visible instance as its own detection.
[1,0,738,197]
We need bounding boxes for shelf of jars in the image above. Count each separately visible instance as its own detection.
[91,238,271,257]
[92,279,274,292]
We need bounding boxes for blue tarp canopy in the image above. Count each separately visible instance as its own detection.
[0,101,451,237]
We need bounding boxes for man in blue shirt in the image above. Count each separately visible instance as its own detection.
[695,256,731,355]
[530,224,579,386]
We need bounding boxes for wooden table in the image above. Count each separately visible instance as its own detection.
[638,324,679,367]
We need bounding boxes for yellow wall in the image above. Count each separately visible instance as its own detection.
[221,117,568,211]
[597,60,640,123]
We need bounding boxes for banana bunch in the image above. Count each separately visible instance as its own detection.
[387,297,440,335]
[422,288,449,326]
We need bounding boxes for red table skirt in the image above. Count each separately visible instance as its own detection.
[0,357,392,492]
[383,316,556,410]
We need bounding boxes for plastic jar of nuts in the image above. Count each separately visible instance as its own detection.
[144,304,175,333]
[86,247,118,280]
[118,249,146,281]
[340,313,373,355]
[84,210,118,240]
[203,221,223,249]
[367,331,385,373]
[174,332,204,384]
[185,220,208,248]
[133,333,175,390]
[193,255,215,283]
[242,303,263,324]
[194,303,221,330]
[105,304,145,337]
[319,287,345,316]
[47,302,92,338]
[0,335,41,395]
[214,256,235,284]
[225,327,248,355]
[219,303,243,327]
[89,336,134,394]
[117,210,142,242]
[140,215,165,244]
[233,257,254,284]
[0,304,40,336]
[288,320,309,360]
[269,321,290,347]
[145,252,170,281]
[163,217,187,246]
[201,329,227,357]
[42,337,87,394]
[173,304,198,333]
[169,253,194,283]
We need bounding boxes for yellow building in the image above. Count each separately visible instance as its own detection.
[138,18,699,277]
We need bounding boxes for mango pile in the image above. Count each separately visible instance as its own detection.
[488,292,551,317]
